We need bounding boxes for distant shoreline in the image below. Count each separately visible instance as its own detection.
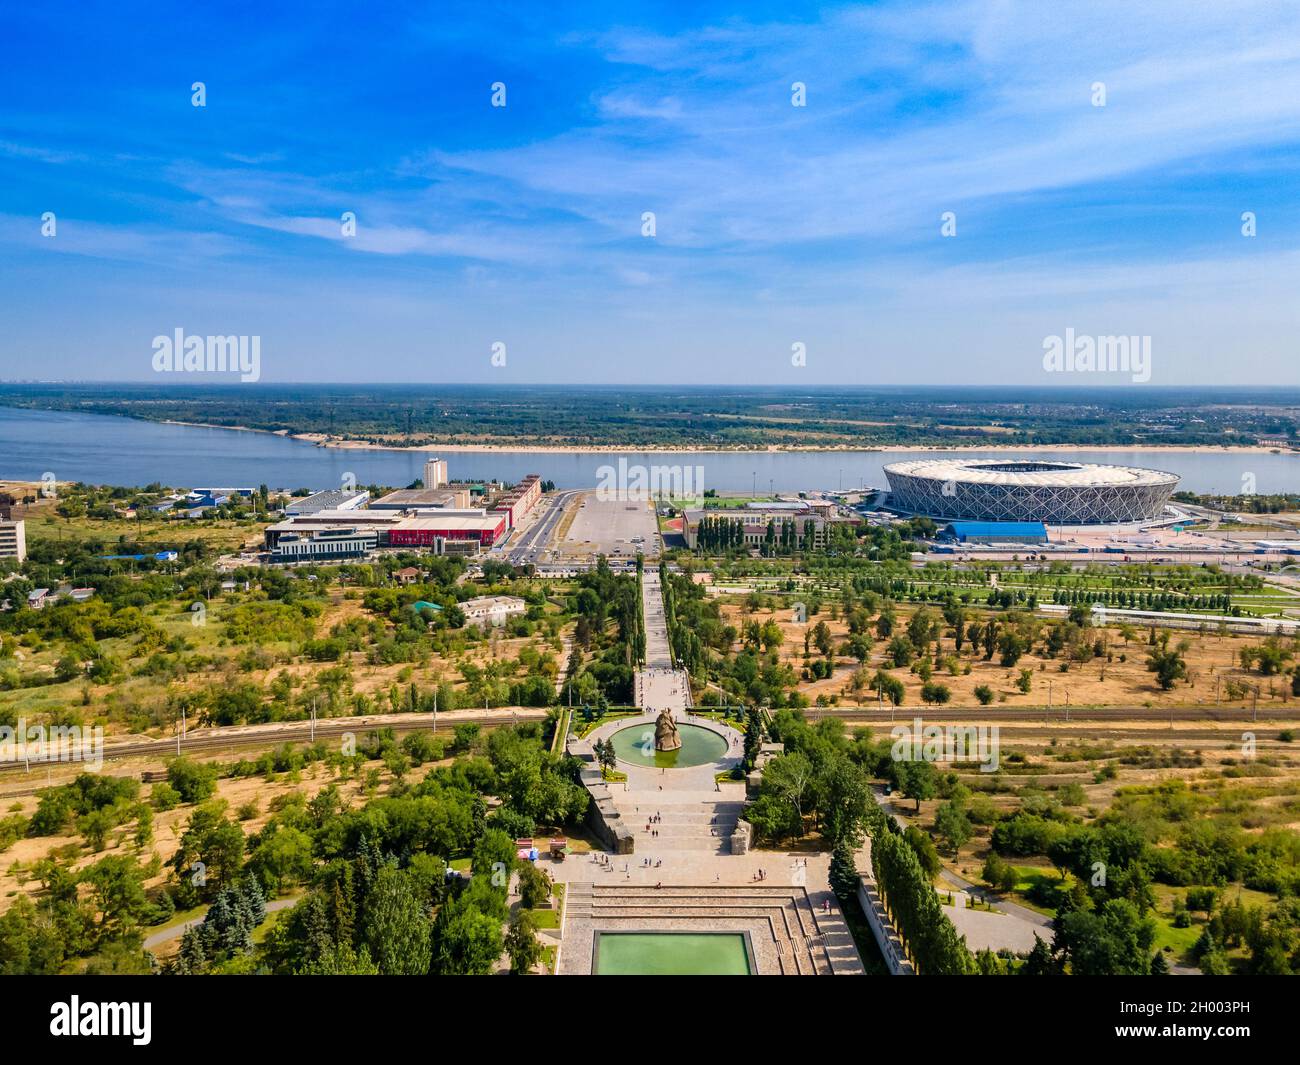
[155,421,1295,457]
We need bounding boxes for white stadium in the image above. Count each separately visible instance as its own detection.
[883,459,1180,525]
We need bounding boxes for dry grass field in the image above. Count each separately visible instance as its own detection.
[718,600,1296,709]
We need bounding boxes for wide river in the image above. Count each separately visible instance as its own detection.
[1,406,1297,495]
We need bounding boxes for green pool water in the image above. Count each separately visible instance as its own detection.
[594,933,751,975]
[610,721,729,769]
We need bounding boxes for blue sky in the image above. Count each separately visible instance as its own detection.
[2,0,1299,385]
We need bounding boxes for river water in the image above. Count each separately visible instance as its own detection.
[1,405,1296,495]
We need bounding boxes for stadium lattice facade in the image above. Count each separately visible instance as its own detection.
[883,459,1179,524]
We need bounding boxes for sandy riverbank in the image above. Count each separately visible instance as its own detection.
[162,423,1297,457]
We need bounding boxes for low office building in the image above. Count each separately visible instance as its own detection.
[0,519,26,562]
[459,595,526,627]
[270,527,379,563]
[264,510,407,548]
[682,508,834,550]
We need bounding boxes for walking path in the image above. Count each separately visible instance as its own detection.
[142,897,298,950]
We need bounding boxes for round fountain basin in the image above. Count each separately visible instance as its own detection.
[609,721,729,769]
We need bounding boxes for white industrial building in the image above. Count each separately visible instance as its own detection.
[285,489,370,516]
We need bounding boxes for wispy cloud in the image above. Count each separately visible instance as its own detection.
[0,0,1297,383]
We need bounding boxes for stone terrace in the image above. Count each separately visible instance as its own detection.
[560,882,864,975]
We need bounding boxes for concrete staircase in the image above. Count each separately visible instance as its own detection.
[612,793,745,854]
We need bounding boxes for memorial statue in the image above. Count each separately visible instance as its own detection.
[654,708,681,751]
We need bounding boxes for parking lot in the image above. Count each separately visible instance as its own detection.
[556,492,660,560]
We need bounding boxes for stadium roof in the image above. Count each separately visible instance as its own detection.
[884,459,1177,488]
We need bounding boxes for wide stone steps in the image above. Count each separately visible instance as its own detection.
[615,802,742,852]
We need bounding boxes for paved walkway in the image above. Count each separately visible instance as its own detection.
[142,897,297,950]
[640,568,674,670]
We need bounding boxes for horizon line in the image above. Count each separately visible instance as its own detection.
[2,380,1298,393]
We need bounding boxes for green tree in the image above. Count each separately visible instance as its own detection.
[362,865,432,976]
[895,758,937,813]
[1146,633,1188,691]
[165,757,219,804]
[172,802,246,902]
[1058,898,1156,976]
[504,910,545,974]
[934,800,972,856]
[79,855,150,936]
[516,862,552,910]
[472,828,516,892]
[829,840,860,899]
[248,825,315,894]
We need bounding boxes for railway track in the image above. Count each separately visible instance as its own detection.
[804,705,1300,725]
[0,708,549,779]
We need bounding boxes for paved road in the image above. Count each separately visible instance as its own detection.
[503,490,580,565]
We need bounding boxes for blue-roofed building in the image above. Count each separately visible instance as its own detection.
[943,521,1049,544]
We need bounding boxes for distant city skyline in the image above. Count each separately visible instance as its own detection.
[2,1,1299,386]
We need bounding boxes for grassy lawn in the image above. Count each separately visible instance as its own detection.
[251,905,296,945]
[550,708,571,754]
[145,902,208,936]
[1003,864,1069,916]
[26,511,262,553]
[694,711,747,731]
[1148,910,1202,963]
[527,907,560,930]
[573,711,640,738]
